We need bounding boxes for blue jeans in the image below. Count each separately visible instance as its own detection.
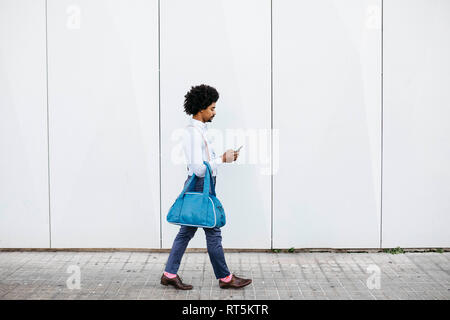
[164,175,231,279]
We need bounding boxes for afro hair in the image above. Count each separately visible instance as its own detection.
[183,84,219,115]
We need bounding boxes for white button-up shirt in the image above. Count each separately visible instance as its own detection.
[183,117,223,177]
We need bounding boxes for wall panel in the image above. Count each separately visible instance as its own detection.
[383,0,450,248]
[47,0,160,248]
[273,0,382,248]
[0,0,50,248]
[160,0,272,249]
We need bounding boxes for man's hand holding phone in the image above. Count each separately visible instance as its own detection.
[222,145,243,163]
[234,145,243,161]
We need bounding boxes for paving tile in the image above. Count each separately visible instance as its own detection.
[0,251,449,300]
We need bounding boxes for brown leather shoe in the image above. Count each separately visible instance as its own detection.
[160,274,193,290]
[219,274,252,289]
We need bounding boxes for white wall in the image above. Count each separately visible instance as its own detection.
[0,0,449,249]
[46,0,160,248]
[382,0,450,248]
[0,0,50,247]
[272,0,382,248]
[160,0,272,249]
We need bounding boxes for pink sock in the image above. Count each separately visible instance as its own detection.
[164,271,177,279]
[220,274,232,282]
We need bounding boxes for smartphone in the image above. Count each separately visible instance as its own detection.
[235,145,244,152]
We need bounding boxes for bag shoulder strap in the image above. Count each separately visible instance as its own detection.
[177,174,197,200]
[183,125,216,198]
[186,124,211,162]
[177,162,215,200]
[203,161,216,197]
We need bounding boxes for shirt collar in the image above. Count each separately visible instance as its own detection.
[190,117,208,133]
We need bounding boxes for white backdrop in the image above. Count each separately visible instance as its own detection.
[160,0,272,249]
[382,0,450,248]
[1,0,449,249]
[272,0,382,249]
[46,0,160,248]
[0,0,49,248]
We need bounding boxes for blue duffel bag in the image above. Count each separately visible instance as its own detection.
[166,161,226,228]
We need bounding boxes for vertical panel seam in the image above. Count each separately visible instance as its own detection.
[45,0,52,249]
[380,0,384,249]
[270,0,273,250]
[158,0,162,249]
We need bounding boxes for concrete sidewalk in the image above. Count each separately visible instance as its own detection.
[0,251,449,300]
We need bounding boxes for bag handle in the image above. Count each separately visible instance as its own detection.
[176,162,216,200]
[202,161,216,197]
[177,174,197,200]
[186,124,216,194]
[177,125,215,201]
[198,161,215,211]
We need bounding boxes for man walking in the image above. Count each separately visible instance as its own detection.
[161,84,252,290]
